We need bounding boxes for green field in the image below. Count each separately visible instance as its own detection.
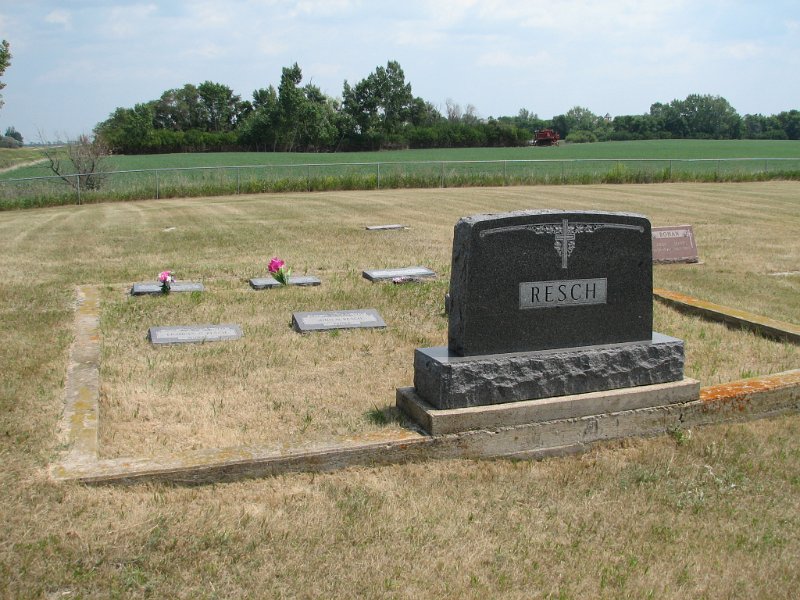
[4,139,800,178]
[2,140,800,210]
[0,147,46,171]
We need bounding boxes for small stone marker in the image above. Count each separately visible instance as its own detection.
[362,266,436,282]
[652,225,699,263]
[148,324,243,345]
[249,275,321,290]
[292,309,386,332]
[365,224,409,231]
[131,282,205,295]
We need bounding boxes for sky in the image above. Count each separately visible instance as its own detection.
[1,0,798,142]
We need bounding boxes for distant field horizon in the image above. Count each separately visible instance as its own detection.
[4,139,800,180]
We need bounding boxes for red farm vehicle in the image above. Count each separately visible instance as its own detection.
[532,128,560,146]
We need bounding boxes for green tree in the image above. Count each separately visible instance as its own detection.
[4,126,22,143]
[651,95,740,139]
[153,85,203,131]
[680,94,741,138]
[276,63,305,151]
[342,60,414,147]
[742,113,786,139]
[238,86,280,150]
[409,97,442,127]
[552,106,601,138]
[0,40,11,110]
[776,110,800,140]
[197,81,249,132]
[95,103,154,153]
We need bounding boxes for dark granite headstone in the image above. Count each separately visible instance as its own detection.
[397,209,689,430]
[365,224,409,231]
[292,309,386,332]
[131,282,205,296]
[652,225,699,263]
[148,324,243,345]
[362,266,436,282]
[448,210,652,355]
[249,275,321,289]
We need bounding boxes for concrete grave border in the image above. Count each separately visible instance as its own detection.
[51,285,800,485]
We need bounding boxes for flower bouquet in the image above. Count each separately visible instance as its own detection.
[158,270,174,294]
[268,257,291,286]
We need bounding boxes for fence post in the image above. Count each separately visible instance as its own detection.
[307,165,311,192]
[669,160,672,179]
[376,163,380,190]
[503,160,507,186]
[155,171,160,200]
[236,168,241,194]
[75,175,81,205]
[440,162,445,188]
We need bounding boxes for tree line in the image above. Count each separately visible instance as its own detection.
[94,60,800,154]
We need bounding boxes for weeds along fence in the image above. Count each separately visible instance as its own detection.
[2,157,800,209]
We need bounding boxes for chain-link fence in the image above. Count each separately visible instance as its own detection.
[2,157,799,209]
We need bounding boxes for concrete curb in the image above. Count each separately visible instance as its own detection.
[654,288,800,344]
[50,286,800,485]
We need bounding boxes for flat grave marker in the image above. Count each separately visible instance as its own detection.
[249,275,321,290]
[651,225,699,263]
[131,282,205,295]
[365,224,409,231]
[362,266,436,282]
[148,324,243,345]
[292,309,386,332]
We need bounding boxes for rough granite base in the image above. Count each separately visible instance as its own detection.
[413,332,684,410]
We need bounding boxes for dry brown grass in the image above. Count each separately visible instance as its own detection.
[0,182,798,598]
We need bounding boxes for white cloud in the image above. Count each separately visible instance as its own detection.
[477,50,552,68]
[256,36,288,56]
[185,0,232,28]
[391,27,447,48]
[720,42,762,60]
[289,0,357,17]
[182,43,226,59]
[105,4,159,38]
[45,9,72,29]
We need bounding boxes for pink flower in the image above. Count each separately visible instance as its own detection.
[268,257,285,274]
[268,256,291,285]
[158,270,174,284]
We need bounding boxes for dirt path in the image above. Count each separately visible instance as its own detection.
[0,158,47,174]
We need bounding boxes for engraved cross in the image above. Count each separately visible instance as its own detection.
[553,219,575,269]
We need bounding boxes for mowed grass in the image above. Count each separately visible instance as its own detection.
[0,182,798,597]
[94,183,798,458]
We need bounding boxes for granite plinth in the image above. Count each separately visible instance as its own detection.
[249,276,321,289]
[414,332,684,410]
[131,282,205,295]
